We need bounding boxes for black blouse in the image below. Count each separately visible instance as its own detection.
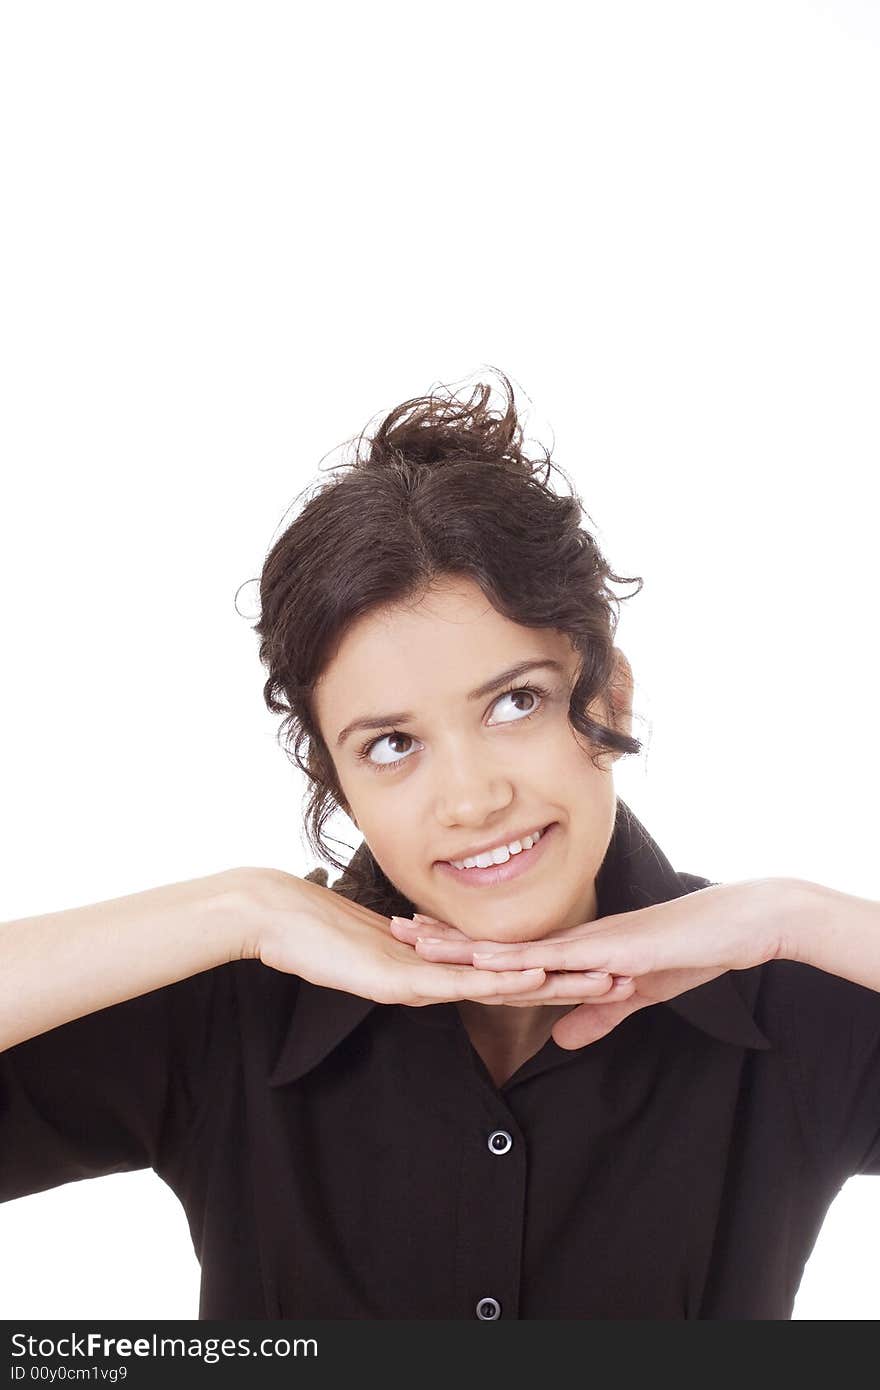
[2,798,879,1320]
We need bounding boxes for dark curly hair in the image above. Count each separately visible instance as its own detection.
[242,367,644,915]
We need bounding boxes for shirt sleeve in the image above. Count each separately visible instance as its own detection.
[766,959,880,1179]
[0,964,230,1204]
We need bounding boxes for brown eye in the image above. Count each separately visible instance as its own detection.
[490,687,543,723]
[364,731,419,769]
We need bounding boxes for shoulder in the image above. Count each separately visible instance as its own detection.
[675,866,880,1079]
[674,868,880,1042]
[757,956,880,1176]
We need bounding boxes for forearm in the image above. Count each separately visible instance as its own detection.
[783,878,880,993]
[0,868,251,1052]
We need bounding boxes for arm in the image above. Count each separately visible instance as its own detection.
[783,878,880,993]
[0,868,250,1052]
[399,877,880,1052]
[1,860,541,1056]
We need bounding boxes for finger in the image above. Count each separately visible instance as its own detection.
[472,938,616,973]
[413,965,547,1003]
[417,934,580,966]
[389,915,469,944]
[488,975,636,1006]
[484,970,617,1002]
[416,930,632,984]
[389,917,430,944]
[551,995,646,1049]
[413,936,483,964]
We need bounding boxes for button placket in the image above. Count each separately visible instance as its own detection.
[453,1017,525,1319]
[467,1124,518,1317]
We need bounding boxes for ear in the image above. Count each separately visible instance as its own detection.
[595,648,634,770]
[606,647,634,742]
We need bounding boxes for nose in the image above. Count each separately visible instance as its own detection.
[433,743,514,829]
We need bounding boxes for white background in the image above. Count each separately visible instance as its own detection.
[1,0,879,1319]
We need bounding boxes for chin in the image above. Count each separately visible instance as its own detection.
[466,914,560,943]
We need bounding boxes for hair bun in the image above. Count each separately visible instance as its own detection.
[359,371,537,478]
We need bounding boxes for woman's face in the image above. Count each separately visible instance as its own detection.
[313,576,633,942]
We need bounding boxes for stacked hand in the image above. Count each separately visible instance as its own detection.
[389,877,793,1049]
[247,867,796,1053]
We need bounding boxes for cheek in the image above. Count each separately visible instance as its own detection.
[368,842,431,908]
[552,722,612,780]
[358,821,422,880]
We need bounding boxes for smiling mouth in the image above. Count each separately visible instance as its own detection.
[433,820,559,889]
[442,824,547,871]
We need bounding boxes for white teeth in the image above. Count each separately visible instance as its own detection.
[452,826,544,871]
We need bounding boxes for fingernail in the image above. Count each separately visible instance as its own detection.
[413,912,441,923]
[473,950,510,961]
[417,937,446,946]
[584,970,610,979]
[389,915,415,927]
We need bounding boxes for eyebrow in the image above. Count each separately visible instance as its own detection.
[335,658,567,748]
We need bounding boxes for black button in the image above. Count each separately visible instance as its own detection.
[487,1129,513,1155]
[476,1296,502,1320]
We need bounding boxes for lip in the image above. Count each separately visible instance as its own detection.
[436,822,552,867]
[435,821,559,889]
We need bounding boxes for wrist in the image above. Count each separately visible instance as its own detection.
[777,876,880,994]
[213,867,275,963]
[777,877,857,968]
[224,865,314,964]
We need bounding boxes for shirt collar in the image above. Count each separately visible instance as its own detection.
[267,797,771,1087]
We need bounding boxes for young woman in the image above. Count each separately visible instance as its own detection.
[2,371,879,1320]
